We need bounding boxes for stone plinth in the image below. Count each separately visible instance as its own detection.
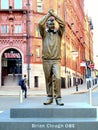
[0,102,98,130]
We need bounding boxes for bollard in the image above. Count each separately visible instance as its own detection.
[76,82,78,91]
[76,86,78,91]
[89,88,92,106]
[20,90,23,103]
[87,81,89,89]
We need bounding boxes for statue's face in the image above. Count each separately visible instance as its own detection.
[46,18,55,31]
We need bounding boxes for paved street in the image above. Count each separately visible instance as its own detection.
[0,91,98,112]
[0,83,98,112]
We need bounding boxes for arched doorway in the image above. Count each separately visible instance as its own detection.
[1,48,22,86]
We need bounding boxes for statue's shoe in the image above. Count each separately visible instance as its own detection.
[43,97,53,105]
[55,98,64,106]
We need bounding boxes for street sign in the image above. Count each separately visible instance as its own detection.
[80,61,86,67]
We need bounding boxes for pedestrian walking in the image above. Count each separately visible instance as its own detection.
[19,74,27,98]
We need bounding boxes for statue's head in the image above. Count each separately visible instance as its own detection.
[46,17,55,31]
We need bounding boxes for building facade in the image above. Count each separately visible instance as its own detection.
[84,15,94,78]
[0,0,94,89]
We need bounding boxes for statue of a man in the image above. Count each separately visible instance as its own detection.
[38,9,65,106]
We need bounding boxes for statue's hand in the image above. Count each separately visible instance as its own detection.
[48,9,54,15]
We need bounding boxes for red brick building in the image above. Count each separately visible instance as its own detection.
[0,0,93,89]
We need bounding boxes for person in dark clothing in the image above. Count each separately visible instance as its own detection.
[19,74,27,98]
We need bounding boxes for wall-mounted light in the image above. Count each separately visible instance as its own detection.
[76,31,79,34]
[71,23,74,26]
[80,37,82,40]
[9,6,12,10]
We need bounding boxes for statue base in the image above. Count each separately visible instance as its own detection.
[0,101,98,130]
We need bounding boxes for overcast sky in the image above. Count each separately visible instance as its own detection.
[84,0,98,56]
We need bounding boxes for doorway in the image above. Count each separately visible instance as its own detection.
[1,48,22,86]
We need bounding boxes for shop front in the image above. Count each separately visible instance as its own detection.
[1,48,22,86]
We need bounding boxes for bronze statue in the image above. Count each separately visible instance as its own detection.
[38,9,65,105]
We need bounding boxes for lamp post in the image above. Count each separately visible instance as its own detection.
[63,0,66,73]
[26,0,31,88]
[72,51,79,91]
[88,18,93,61]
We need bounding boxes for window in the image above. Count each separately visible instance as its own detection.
[1,25,9,33]
[1,0,9,9]
[35,26,40,37]
[14,25,22,33]
[14,0,22,9]
[37,0,43,12]
[36,47,40,58]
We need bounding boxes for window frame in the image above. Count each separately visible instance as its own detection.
[37,0,43,12]
[35,25,40,37]
[1,0,9,9]
[1,25,9,34]
[35,46,41,58]
[14,24,22,34]
[14,0,22,9]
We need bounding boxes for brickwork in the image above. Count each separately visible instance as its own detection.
[0,0,93,88]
